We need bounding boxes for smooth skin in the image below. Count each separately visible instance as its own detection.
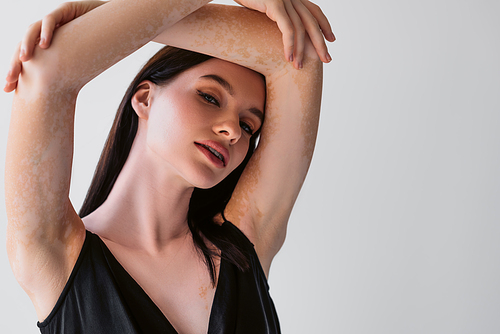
[5,0,334,332]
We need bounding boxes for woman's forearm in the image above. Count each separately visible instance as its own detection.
[154,4,286,77]
[21,0,211,95]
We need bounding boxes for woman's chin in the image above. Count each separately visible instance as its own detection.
[185,171,226,190]
[190,178,224,190]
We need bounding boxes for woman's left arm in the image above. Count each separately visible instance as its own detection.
[158,3,328,275]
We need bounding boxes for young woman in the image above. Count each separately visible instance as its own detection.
[5,0,334,332]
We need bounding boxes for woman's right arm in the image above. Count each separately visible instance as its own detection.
[5,0,210,321]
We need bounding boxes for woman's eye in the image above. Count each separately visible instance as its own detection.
[197,90,220,107]
[240,121,253,135]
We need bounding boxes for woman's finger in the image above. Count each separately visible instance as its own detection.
[19,21,42,62]
[40,2,78,48]
[285,0,306,69]
[293,0,331,63]
[4,81,18,93]
[39,14,59,49]
[302,0,335,42]
[265,1,295,64]
[4,44,22,92]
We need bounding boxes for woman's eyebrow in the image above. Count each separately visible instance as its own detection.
[200,74,234,96]
[249,107,264,124]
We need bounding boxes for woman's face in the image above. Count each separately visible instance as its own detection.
[140,58,265,189]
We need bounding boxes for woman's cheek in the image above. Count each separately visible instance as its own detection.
[146,110,183,160]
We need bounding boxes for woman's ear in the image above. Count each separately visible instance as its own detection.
[131,81,155,120]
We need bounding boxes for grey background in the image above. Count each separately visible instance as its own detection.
[1,0,499,333]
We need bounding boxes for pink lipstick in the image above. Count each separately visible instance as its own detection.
[195,140,230,168]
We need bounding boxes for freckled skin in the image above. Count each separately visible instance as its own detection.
[293,59,323,160]
[5,1,324,331]
[170,5,286,76]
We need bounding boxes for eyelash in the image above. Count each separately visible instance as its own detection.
[197,90,255,135]
[197,90,220,107]
[240,121,254,135]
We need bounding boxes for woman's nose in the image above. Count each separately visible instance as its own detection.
[213,115,241,144]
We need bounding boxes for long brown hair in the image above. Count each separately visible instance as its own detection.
[79,46,263,284]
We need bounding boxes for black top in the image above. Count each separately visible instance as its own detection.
[37,222,281,333]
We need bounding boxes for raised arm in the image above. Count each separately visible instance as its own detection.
[5,4,332,312]
[156,4,327,275]
[5,0,334,91]
[5,0,212,321]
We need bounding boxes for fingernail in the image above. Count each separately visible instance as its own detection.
[19,49,25,58]
[329,33,336,41]
[6,70,12,79]
[298,61,303,69]
[326,53,332,62]
[289,53,294,62]
[40,38,46,46]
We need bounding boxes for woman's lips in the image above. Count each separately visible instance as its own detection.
[195,140,230,168]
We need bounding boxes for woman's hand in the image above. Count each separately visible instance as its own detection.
[234,0,335,69]
[4,1,106,92]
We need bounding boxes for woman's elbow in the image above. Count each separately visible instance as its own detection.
[18,48,80,96]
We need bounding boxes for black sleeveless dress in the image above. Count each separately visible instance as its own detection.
[37,222,281,333]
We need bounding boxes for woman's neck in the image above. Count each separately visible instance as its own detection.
[82,132,194,254]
